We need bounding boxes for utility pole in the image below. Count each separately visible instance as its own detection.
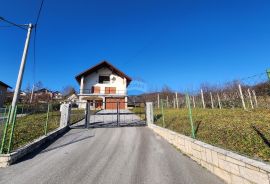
[9,23,33,123]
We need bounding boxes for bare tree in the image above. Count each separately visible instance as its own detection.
[62,86,77,97]
[35,81,44,91]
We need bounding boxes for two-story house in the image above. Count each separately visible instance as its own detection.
[75,61,132,110]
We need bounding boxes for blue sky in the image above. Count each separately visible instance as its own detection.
[0,0,270,93]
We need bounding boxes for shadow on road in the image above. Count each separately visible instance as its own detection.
[14,128,94,164]
[88,120,146,129]
[40,135,94,154]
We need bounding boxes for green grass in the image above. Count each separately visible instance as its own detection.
[1,111,61,153]
[130,107,146,120]
[0,109,96,153]
[154,108,270,162]
[70,109,85,125]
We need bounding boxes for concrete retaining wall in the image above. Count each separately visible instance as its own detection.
[149,124,270,184]
[0,126,69,167]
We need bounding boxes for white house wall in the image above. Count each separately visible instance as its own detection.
[83,67,127,94]
[78,67,128,109]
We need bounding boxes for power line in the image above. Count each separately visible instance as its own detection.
[0,25,13,28]
[0,17,27,30]
[32,0,45,84]
[35,0,44,25]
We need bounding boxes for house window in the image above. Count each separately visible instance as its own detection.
[105,87,116,94]
[91,86,100,93]
[99,76,110,84]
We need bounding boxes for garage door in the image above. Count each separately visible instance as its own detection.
[105,98,125,110]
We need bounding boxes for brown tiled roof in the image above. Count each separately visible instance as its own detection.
[0,81,11,88]
[75,61,132,85]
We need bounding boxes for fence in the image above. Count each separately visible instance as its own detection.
[152,71,270,162]
[69,102,86,125]
[153,72,270,110]
[0,103,61,154]
[0,107,8,153]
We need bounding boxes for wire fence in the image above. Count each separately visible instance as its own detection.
[152,72,270,110]
[0,107,8,152]
[70,102,86,125]
[0,102,61,154]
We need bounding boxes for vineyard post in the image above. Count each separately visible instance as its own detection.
[267,69,270,81]
[157,93,160,109]
[173,98,176,109]
[175,92,179,109]
[217,93,222,109]
[210,92,214,109]
[247,89,254,109]
[238,84,246,110]
[252,90,258,108]
[186,94,195,139]
[161,99,165,127]
[192,96,196,108]
[201,89,206,109]
[166,96,169,108]
[44,103,50,135]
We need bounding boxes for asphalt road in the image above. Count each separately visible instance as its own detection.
[0,122,224,184]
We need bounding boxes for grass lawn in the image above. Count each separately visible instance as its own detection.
[1,111,61,153]
[130,107,146,120]
[0,108,99,153]
[70,109,85,125]
[154,108,270,162]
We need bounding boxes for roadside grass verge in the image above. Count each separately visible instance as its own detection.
[0,109,86,153]
[130,107,146,120]
[154,108,270,162]
[69,109,102,125]
[70,109,85,125]
[1,111,60,153]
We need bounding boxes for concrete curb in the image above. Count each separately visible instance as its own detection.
[149,124,270,184]
[0,126,69,168]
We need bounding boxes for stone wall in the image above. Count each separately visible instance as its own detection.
[148,124,270,184]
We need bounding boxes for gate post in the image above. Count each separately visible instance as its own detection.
[60,103,71,128]
[85,101,90,128]
[146,102,154,125]
[117,101,119,127]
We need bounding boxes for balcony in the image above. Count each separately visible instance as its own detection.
[79,88,127,96]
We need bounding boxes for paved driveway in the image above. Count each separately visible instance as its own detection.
[0,120,223,184]
[89,109,146,128]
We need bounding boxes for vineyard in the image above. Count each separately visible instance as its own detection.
[154,108,270,162]
[130,71,270,162]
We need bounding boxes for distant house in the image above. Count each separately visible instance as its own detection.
[19,91,29,103]
[53,91,63,100]
[0,81,11,107]
[75,61,132,109]
[66,93,79,105]
[33,88,53,102]
[20,91,27,97]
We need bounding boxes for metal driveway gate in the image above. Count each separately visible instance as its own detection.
[85,101,146,128]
